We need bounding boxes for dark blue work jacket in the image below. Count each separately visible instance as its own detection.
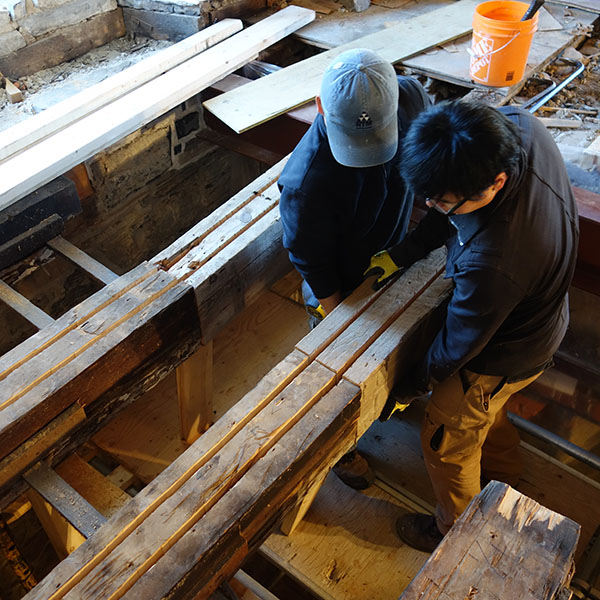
[389,107,579,383]
[278,76,430,300]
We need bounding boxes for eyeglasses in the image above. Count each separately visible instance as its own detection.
[425,195,472,216]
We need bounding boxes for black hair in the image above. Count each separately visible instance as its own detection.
[400,100,522,200]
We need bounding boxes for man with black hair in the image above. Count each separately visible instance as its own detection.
[278,48,430,490]
[366,100,578,552]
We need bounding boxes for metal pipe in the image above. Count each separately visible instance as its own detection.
[508,411,600,471]
[526,61,585,114]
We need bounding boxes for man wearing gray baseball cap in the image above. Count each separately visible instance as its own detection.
[278,48,430,489]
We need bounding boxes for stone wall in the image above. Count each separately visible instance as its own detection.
[0,0,126,77]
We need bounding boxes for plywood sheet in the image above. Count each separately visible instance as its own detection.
[262,473,429,600]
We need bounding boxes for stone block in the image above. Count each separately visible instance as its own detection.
[0,9,125,78]
[20,0,116,38]
[0,0,26,20]
[0,29,25,57]
[0,10,16,34]
[117,0,202,16]
[122,6,205,40]
[86,119,172,212]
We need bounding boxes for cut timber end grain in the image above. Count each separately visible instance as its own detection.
[5,79,23,103]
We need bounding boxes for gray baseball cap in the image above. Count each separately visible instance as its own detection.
[320,48,399,168]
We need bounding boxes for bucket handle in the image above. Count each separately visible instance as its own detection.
[467,31,520,60]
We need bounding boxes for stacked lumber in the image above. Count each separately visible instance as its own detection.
[400,481,580,600]
[0,20,243,163]
[0,6,315,208]
[23,244,451,600]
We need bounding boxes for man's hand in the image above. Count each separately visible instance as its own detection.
[364,250,401,290]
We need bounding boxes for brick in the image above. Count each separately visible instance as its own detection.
[122,6,205,40]
[20,0,116,38]
[175,111,200,140]
[0,29,25,57]
[0,9,125,77]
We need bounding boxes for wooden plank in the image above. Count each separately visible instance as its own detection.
[263,473,429,600]
[154,158,287,268]
[400,481,580,600]
[48,236,119,286]
[0,404,86,497]
[0,279,54,330]
[55,454,131,519]
[176,341,214,444]
[0,7,315,209]
[27,489,87,561]
[5,78,23,104]
[23,462,106,538]
[0,20,243,164]
[202,0,479,133]
[345,275,451,436]
[548,0,600,12]
[187,205,291,343]
[315,250,446,377]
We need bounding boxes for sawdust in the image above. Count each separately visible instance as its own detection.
[0,36,171,133]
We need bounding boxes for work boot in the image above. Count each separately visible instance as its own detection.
[332,450,375,490]
[395,513,444,553]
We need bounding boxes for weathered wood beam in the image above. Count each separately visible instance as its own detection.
[400,481,580,600]
[0,279,55,330]
[23,254,448,600]
[47,236,119,286]
[0,161,289,507]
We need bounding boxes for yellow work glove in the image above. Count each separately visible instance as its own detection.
[363,250,401,290]
[306,303,326,320]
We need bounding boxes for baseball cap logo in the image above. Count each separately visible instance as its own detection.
[356,111,372,129]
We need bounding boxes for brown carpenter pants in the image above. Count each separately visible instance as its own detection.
[421,368,542,534]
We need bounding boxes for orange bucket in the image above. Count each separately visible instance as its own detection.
[469,1,538,87]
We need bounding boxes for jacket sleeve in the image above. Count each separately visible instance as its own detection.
[388,208,451,269]
[418,265,524,385]
[279,185,341,299]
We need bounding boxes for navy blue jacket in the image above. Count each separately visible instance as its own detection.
[278,76,430,300]
[389,107,578,383]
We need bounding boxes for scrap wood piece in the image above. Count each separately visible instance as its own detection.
[0,279,54,330]
[202,0,479,133]
[400,481,580,600]
[0,20,243,165]
[584,135,600,158]
[0,6,315,211]
[4,78,23,104]
[0,262,200,462]
[292,0,340,14]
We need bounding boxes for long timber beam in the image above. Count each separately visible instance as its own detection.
[0,159,291,508]
[23,250,450,600]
